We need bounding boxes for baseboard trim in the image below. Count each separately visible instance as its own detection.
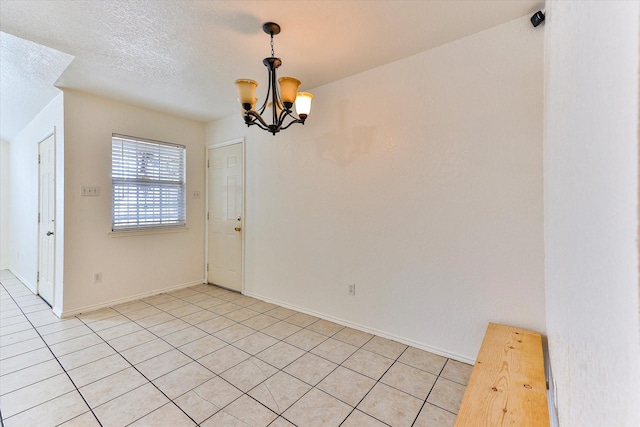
[244,290,475,365]
[8,268,37,294]
[60,279,206,318]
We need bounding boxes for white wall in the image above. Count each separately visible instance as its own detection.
[1,139,10,269]
[61,90,206,314]
[544,2,640,426]
[208,16,544,362]
[6,93,64,297]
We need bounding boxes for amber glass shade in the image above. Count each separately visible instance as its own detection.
[278,77,301,104]
[295,92,313,116]
[235,79,258,106]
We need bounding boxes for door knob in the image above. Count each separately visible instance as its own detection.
[46,231,54,236]
[234,226,242,232]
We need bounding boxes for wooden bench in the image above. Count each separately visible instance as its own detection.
[454,323,550,427]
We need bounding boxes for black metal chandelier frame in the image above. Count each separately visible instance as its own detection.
[239,22,310,135]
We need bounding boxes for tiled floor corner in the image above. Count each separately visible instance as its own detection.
[0,270,472,426]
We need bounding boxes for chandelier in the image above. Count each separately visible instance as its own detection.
[235,22,313,135]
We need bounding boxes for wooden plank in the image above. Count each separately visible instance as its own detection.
[454,323,550,427]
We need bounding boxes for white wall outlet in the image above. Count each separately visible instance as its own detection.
[348,283,356,296]
[93,272,103,283]
[192,190,201,199]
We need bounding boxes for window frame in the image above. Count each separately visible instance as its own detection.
[111,133,187,232]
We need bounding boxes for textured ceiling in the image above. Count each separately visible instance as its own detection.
[0,0,542,142]
[0,31,74,142]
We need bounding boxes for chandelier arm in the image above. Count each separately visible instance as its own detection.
[244,110,272,129]
[256,74,270,115]
[251,122,272,132]
[271,108,305,131]
[245,110,305,134]
[275,107,291,127]
[268,110,293,134]
[256,102,268,116]
[279,118,305,131]
[244,118,272,133]
[283,108,304,124]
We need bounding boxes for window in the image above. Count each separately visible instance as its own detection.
[111,134,186,231]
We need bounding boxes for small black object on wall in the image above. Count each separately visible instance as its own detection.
[531,10,546,27]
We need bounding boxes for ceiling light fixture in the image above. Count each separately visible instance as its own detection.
[235,22,313,136]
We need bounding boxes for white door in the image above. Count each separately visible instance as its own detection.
[207,141,243,291]
[38,134,55,305]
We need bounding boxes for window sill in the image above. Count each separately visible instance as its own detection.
[108,227,189,238]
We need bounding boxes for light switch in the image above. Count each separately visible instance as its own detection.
[81,186,100,196]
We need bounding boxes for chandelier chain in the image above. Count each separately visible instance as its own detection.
[270,34,275,57]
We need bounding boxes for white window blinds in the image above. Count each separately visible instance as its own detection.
[111,134,186,231]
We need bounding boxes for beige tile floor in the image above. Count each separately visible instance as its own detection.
[0,270,472,426]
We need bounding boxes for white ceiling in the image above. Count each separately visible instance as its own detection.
[0,0,542,142]
[0,31,74,142]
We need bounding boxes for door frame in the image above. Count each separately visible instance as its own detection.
[37,129,56,306]
[205,137,246,293]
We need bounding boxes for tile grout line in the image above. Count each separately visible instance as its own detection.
[337,337,406,427]
[69,289,259,425]
[167,311,287,425]
[126,288,327,425]
[150,290,445,425]
[132,289,295,426]
[0,281,103,427]
[28,283,338,425]
[4,275,467,426]
[57,306,461,422]
[409,352,448,427]
[75,311,202,426]
[410,356,459,426]
[317,338,394,417]
[6,283,309,425]
[78,286,293,425]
